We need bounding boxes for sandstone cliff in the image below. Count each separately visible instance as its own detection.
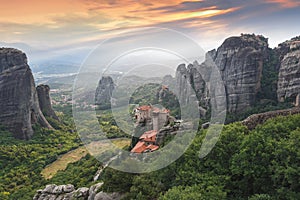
[95,76,115,108]
[211,34,269,113]
[36,84,60,121]
[175,62,207,105]
[175,63,208,116]
[277,36,300,106]
[175,34,270,114]
[0,48,52,140]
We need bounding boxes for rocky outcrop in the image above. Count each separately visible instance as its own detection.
[175,62,209,117]
[175,64,190,105]
[95,76,115,108]
[33,183,122,200]
[277,37,300,105]
[36,84,60,121]
[0,48,52,140]
[276,36,300,64]
[211,34,269,113]
[242,107,300,130]
[156,85,180,112]
[175,34,270,114]
[175,63,208,114]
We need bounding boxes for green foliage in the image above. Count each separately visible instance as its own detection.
[49,154,101,188]
[248,194,272,200]
[230,114,300,198]
[129,83,160,105]
[97,110,131,139]
[100,168,134,193]
[125,175,165,200]
[0,111,81,199]
[129,83,180,117]
[0,124,19,145]
[1,93,300,200]
[225,101,293,124]
[258,49,279,101]
[98,114,300,200]
[159,183,227,200]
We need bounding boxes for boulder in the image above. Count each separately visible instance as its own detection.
[33,183,122,200]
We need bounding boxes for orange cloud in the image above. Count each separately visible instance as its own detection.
[69,0,239,32]
[0,0,85,23]
[0,0,237,31]
[266,0,300,8]
[0,0,242,48]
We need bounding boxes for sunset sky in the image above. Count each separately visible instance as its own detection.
[1,0,300,65]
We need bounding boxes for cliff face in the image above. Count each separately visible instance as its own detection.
[277,37,300,106]
[95,76,115,107]
[0,48,52,140]
[36,84,60,121]
[175,34,269,114]
[211,34,269,113]
[175,62,209,117]
[175,64,192,106]
[175,64,207,104]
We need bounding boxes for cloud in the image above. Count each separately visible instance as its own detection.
[0,0,300,62]
[266,0,300,8]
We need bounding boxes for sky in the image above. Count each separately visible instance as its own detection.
[1,0,300,66]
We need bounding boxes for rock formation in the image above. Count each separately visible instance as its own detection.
[276,36,300,65]
[175,34,270,114]
[0,48,52,140]
[33,183,122,200]
[95,76,115,108]
[175,63,208,117]
[242,107,300,130]
[36,84,60,121]
[277,37,300,105]
[211,34,269,113]
[175,63,193,105]
[175,63,208,104]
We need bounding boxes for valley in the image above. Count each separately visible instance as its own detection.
[0,33,300,199]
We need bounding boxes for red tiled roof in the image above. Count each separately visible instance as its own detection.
[152,107,170,114]
[147,144,159,151]
[162,109,170,113]
[131,141,146,153]
[137,105,170,114]
[137,105,152,111]
[140,130,157,142]
[131,141,160,153]
[162,85,168,90]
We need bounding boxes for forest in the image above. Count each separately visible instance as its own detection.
[0,100,299,199]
